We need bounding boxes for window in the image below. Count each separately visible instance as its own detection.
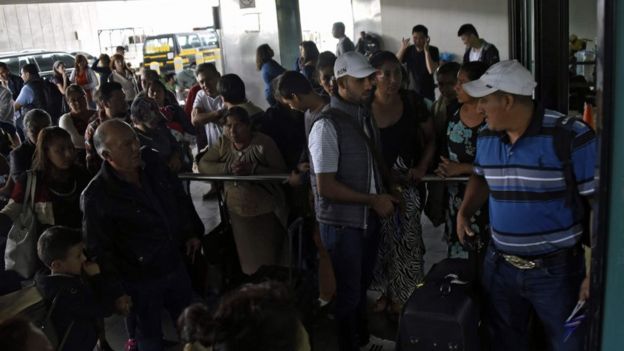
[177,34,202,50]
[33,54,56,73]
[54,54,75,69]
[1,57,20,75]
[198,31,219,49]
[19,56,31,72]
[145,37,174,54]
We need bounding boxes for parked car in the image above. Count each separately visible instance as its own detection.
[0,50,75,79]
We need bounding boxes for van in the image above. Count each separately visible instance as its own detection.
[193,27,222,66]
[0,50,75,79]
[143,33,203,73]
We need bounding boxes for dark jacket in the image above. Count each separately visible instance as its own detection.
[91,59,112,88]
[462,39,500,67]
[252,104,306,171]
[36,274,113,351]
[81,147,203,297]
[22,79,63,124]
[6,73,24,101]
[9,141,35,182]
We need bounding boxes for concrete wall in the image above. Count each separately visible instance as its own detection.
[0,3,99,54]
[570,0,597,50]
[378,0,509,62]
[219,0,282,109]
[299,0,354,54]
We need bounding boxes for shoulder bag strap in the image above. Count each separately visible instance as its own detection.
[20,171,37,212]
[29,172,37,211]
[46,287,75,351]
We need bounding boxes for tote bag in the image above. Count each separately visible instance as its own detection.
[4,171,38,278]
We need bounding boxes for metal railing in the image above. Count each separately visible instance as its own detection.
[178,172,469,183]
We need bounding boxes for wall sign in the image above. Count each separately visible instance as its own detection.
[240,0,255,9]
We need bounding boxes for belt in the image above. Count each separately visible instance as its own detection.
[497,245,581,270]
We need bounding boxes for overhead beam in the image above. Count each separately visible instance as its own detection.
[0,0,136,3]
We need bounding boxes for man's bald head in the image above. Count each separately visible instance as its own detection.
[93,119,135,158]
[93,119,142,173]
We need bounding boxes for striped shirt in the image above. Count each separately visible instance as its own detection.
[474,105,596,256]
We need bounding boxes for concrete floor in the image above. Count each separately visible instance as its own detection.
[104,181,448,351]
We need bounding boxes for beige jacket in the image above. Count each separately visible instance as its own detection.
[197,132,288,225]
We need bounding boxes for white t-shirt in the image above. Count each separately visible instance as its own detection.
[308,118,376,194]
[469,47,482,62]
[193,90,224,148]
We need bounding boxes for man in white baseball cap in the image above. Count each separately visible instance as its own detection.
[308,51,398,351]
[458,59,597,351]
[461,59,536,135]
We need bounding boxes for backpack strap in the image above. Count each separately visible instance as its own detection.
[552,116,592,246]
[46,287,75,351]
[552,116,578,208]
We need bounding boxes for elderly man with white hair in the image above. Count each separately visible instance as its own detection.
[81,119,202,351]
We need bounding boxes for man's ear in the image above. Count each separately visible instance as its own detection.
[336,77,347,90]
[291,94,302,104]
[50,259,63,272]
[503,94,515,111]
[100,149,111,162]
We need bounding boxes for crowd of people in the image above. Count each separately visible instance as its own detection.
[0,20,595,351]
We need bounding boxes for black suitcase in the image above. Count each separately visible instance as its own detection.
[397,258,479,351]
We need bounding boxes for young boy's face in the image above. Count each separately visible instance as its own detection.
[53,243,86,276]
[437,72,458,100]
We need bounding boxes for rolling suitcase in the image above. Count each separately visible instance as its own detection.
[397,258,480,351]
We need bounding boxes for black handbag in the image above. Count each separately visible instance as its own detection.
[199,183,243,290]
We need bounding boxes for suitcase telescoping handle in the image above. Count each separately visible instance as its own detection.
[439,274,469,296]
[287,217,305,285]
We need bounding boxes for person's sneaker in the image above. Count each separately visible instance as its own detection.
[124,339,138,351]
[359,335,396,351]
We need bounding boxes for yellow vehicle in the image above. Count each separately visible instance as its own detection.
[143,32,204,73]
[193,27,222,67]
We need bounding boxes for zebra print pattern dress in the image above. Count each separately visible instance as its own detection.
[370,184,425,304]
[370,89,429,305]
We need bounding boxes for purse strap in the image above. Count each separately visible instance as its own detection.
[22,171,37,210]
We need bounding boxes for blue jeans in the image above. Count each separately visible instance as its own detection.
[482,244,586,351]
[123,264,192,351]
[320,214,381,351]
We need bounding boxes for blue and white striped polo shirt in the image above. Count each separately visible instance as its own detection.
[474,105,596,256]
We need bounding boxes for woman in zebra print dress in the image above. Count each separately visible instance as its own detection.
[368,51,436,313]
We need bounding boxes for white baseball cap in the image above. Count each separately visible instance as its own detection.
[462,59,537,98]
[334,51,377,79]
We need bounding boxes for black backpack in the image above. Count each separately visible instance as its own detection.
[26,80,63,125]
[41,80,64,125]
[552,115,593,246]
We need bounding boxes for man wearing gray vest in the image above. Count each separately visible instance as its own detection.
[308,51,398,351]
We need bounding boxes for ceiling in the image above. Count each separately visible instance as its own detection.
[1,0,135,3]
